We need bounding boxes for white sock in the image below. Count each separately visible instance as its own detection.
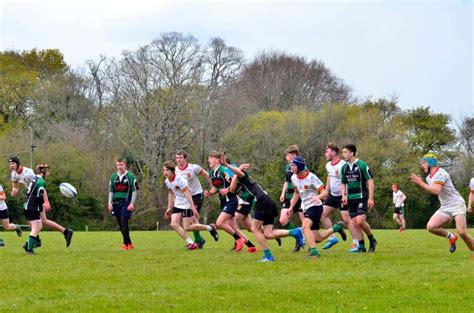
[186,238,194,244]
[329,234,336,240]
[205,225,212,231]
[353,239,359,246]
[446,232,453,239]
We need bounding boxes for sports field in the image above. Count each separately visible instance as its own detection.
[1,229,472,312]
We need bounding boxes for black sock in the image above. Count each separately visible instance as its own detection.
[232,232,241,240]
[359,240,365,248]
[120,217,132,245]
[63,229,69,236]
[245,240,255,248]
[368,234,375,242]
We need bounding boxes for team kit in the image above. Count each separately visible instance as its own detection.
[1,144,473,261]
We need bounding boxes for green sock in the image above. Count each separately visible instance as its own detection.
[310,247,320,256]
[193,231,203,243]
[27,236,36,251]
[283,222,296,230]
[332,223,342,233]
[358,240,366,249]
[288,228,300,237]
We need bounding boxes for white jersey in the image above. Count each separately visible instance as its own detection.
[0,185,7,211]
[291,171,325,211]
[393,190,406,207]
[470,178,474,191]
[165,175,191,210]
[175,163,203,196]
[11,166,36,188]
[426,168,465,207]
[325,159,346,197]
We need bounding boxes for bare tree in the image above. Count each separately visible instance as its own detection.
[235,51,352,111]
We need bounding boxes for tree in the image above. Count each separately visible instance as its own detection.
[235,51,352,111]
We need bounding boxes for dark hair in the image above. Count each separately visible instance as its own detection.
[164,160,176,173]
[326,143,339,154]
[343,144,357,156]
[285,144,299,155]
[176,150,187,159]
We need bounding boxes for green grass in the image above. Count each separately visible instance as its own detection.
[1,229,473,312]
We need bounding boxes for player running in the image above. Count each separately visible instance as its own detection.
[287,156,347,259]
[175,150,212,248]
[410,154,474,256]
[9,156,73,247]
[163,161,219,250]
[279,145,305,252]
[0,184,22,247]
[340,144,377,253]
[221,158,305,262]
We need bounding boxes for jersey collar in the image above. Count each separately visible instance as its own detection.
[16,166,24,174]
[297,170,310,179]
[429,166,440,178]
[331,158,341,166]
[178,163,189,170]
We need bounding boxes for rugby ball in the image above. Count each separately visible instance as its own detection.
[59,183,77,198]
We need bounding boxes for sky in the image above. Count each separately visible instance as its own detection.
[1,0,472,119]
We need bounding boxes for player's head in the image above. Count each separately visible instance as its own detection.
[285,144,299,162]
[35,163,49,177]
[116,158,127,172]
[421,153,438,173]
[342,144,357,161]
[325,143,339,161]
[392,184,399,192]
[8,155,20,171]
[290,156,306,174]
[208,150,222,168]
[163,160,175,178]
[175,150,188,167]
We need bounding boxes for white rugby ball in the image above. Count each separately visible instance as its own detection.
[59,182,77,198]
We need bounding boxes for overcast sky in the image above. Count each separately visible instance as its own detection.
[1,0,472,119]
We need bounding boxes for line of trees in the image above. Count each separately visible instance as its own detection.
[0,32,472,230]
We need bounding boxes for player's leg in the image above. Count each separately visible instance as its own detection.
[355,214,377,252]
[426,212,457,252]
[235,208,256,251]
[191,194,205,246]
[393,213,401,227]
[170,211,189,240]
[40,210,73,247]
[252,219,273,262]
[453,214,474,251]
[26,218,42,254]
[321,205,339,250]
[341,209,358,249]
[399,213,406,231]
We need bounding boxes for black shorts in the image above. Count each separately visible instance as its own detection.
[112,201,132,218]
[220,197,238,216]
[192,193,203,212]
[282,197,302,213]
[24,208,41,221]
[0,209,9,220]
[324,194,344,210]
[344,199,368,218]
[172,207,193,218]
[236,203,252,217]
[253,195,279,226]
[304,205,323,230]
[394,206,405,215]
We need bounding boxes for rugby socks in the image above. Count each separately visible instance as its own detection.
[186,238,194,245]
[193,231,204,244]
[447,232,454,240]
[353,239,359,247]
[288,228,299,238]
[368,234,375,244]
[283,222,296,230]
[27,235,36,251]
[205,225,213,231]
[263,249,273,259]
[358,240,366,250]
[245,240,255,248]
[332,223,343,233]
[232,232,241,240]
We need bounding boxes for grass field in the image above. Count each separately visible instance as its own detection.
[1,229,473,312]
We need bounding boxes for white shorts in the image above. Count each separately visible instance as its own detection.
[434,203,466,220]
